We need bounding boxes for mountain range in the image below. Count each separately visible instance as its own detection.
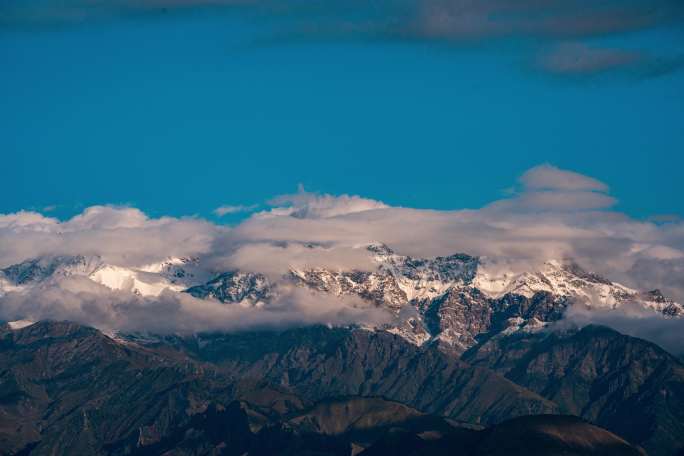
[0,320,681,455]
[1,244,681,352]
[1,244,683,455]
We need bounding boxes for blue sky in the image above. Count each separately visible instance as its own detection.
[2,3,683,222]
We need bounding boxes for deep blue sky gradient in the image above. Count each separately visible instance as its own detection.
[2,10,683,222]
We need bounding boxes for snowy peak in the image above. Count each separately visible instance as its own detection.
[365,242,395,258]
[367,243,478,284]
[89,265,189,296]
[185,271,274,306]
[1,255,103,285]
[472,258,651,310]
[138,257,209,284]
[289,243,479,309]
[289,267,408,310]
[6,319,35,330]
[86,257,213,297]
[0,255,211,297]
[638,289,682,316]
[284,247,681,351]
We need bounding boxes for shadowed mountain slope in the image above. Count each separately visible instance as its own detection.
[463,325,684,456]
[0,321,552,455]
[149,325,558,424]
[359,414,646,456]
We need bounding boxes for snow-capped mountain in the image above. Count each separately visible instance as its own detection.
[1,244,680,352]
[289,243,479,310]
[185,271,274,307]
[89,256,214,296]
[1,255,103,285]
[289,244,681,351]
[0,255,211,297]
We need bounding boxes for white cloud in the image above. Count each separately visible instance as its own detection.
[1,165,684,336]
[0,211,59,230]
[0,205,221,268]
[520,164,609,192]
[263,187,389,219]
[225,242,378,278]
[213,204,258,216]
[486,164,616,212]
[0,277,392,334]
[486,190,616,212]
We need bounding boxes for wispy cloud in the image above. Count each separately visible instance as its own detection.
[536,42,684,78]
[213,204,258,217]
[648,214,683,224]
[264,186,388,219]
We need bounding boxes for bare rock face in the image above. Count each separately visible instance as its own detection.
[422,287,493,349]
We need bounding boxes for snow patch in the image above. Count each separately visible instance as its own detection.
[7,320,35,330]
[89,265,186,297]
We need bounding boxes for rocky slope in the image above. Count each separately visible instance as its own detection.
[463,325,684,456]
[143,325,559,424]
[0,321,234,455]
[135,324,684,455]
[0,320,552,455]
[2,319,681,455]
[0,318,647,456]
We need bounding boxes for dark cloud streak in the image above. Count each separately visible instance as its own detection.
[536,42,684,78]
[4,0,683,40]
[3,0,683,77]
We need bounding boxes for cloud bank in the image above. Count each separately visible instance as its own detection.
[0,205,220,268]
[1,165,683,350]
[0,277,390,334]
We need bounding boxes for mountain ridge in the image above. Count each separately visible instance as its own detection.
[2,244,679,353]
[2,319,675,455]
